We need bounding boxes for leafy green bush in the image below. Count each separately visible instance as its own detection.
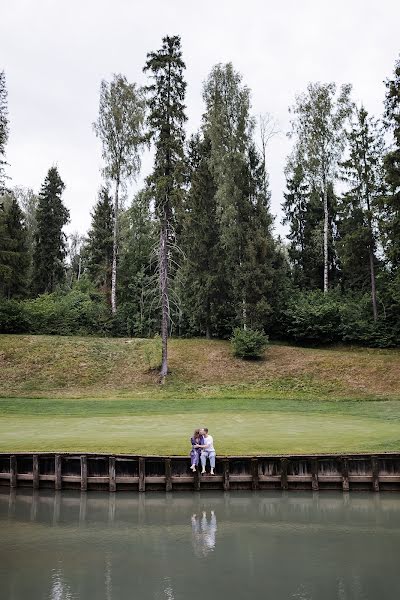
[282,290,342,344]
[231,327,269,359]
[20,288,112,336]
[0,299,29,333]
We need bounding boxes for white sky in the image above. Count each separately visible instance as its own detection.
[2,0,399,238]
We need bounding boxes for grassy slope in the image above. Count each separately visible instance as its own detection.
[0,335,399,454]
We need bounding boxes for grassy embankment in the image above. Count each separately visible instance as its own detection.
[0,335,399,454]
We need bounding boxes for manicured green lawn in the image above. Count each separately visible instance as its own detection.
[1,397,399,455]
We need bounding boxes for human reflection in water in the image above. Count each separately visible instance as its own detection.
[191,510,217,558]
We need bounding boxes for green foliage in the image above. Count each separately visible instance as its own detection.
[0,195,29,298]
[14,287,112,336]
[283,290,342,344]
[231,327,269,359]
[0,299,29,333]
[32,167,69,295]
[85,186,114,300]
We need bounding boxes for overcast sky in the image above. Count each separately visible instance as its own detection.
[2,0,399,238]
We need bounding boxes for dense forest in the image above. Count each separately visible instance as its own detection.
[0,36,399,354]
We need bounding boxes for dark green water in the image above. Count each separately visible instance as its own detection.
[1,490,399,599]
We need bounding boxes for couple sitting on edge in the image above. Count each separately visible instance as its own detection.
[190,428,216,475]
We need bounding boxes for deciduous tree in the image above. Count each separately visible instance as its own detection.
[93,75,146,314]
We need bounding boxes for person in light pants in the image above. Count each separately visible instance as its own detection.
[199,428,216,475]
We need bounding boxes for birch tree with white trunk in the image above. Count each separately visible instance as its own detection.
[289,82,353,293]
[93,75,146,313]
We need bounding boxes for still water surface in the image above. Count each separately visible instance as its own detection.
[1,490,399,599]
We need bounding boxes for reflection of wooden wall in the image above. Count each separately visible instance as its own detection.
[0,453,399,492]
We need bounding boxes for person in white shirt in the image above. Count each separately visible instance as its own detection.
[199,428,216,475]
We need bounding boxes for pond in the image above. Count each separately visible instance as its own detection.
[0,490,399,599]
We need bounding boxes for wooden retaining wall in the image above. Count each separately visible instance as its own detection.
[1,452,400,492]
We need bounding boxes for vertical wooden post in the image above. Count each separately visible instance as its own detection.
[280,458,288,490]
[251,458,259,491]
[165,458,172,492]
[341,457,349,492]
[55,455,62,491]
[32,455,39,490]
[109,456,116,493]
[139,457,146,492]
[80,455,87,492]
[223,459,230,492]
[371,457,380,492]
[10,455,17,489]
[311,459,319,491]
[194,469,200,492]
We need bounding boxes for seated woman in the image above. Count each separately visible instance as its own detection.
[190,428,204,472]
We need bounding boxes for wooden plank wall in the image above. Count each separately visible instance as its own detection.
[0,453,400,492]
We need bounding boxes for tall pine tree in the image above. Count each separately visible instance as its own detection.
[382,55,400,273]
[0,195,29,298]
[85,187,114,301]
[202,63,275,329]
[339,106,385,320]
[32,167,69,295]
[180,134,230,337]
[144,35,187,380]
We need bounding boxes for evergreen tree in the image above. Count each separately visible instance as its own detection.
[32,167,69,294]
[382,55,400,272]
[85,187,114,301]
[93,75,146,314]
[240,143,275,329]
[288,82,353,292]
[0,195,29,298]
[118,190,158,336]
[13,186,39,289]
[0,70,9,195]
[339,106,385,320]
[203,63,277,329]
[144,35,187,380]
[180,134,230,337]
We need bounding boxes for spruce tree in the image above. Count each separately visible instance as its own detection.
[0,70,9,195]
[339,106,385,320]
[118,190,158,336]
[181,134,229,337]
[144,35,187,380]
[32,167,69,294]
[85,187,114,301]
[0,195,29,298]
[202,63,275,329]
[382,55,400,272]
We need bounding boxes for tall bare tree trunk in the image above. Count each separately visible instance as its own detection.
[323,185,329,294]
[111,180,119,315]
[159,219,169,382]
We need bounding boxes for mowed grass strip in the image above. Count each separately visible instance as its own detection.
[1,398,400,454]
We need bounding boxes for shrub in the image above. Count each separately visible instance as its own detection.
[23,289,112,336]
[0,299,29,333]
[282,290,342,344]
[231,327,269,359]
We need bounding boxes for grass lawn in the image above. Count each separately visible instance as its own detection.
[1,335,400,455]
[1,397,400,455]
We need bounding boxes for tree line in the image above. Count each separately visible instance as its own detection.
[0,38,399,366]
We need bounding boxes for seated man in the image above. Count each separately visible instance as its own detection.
[200,428,216,475]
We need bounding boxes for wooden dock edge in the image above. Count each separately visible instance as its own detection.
[1,452,400,492]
